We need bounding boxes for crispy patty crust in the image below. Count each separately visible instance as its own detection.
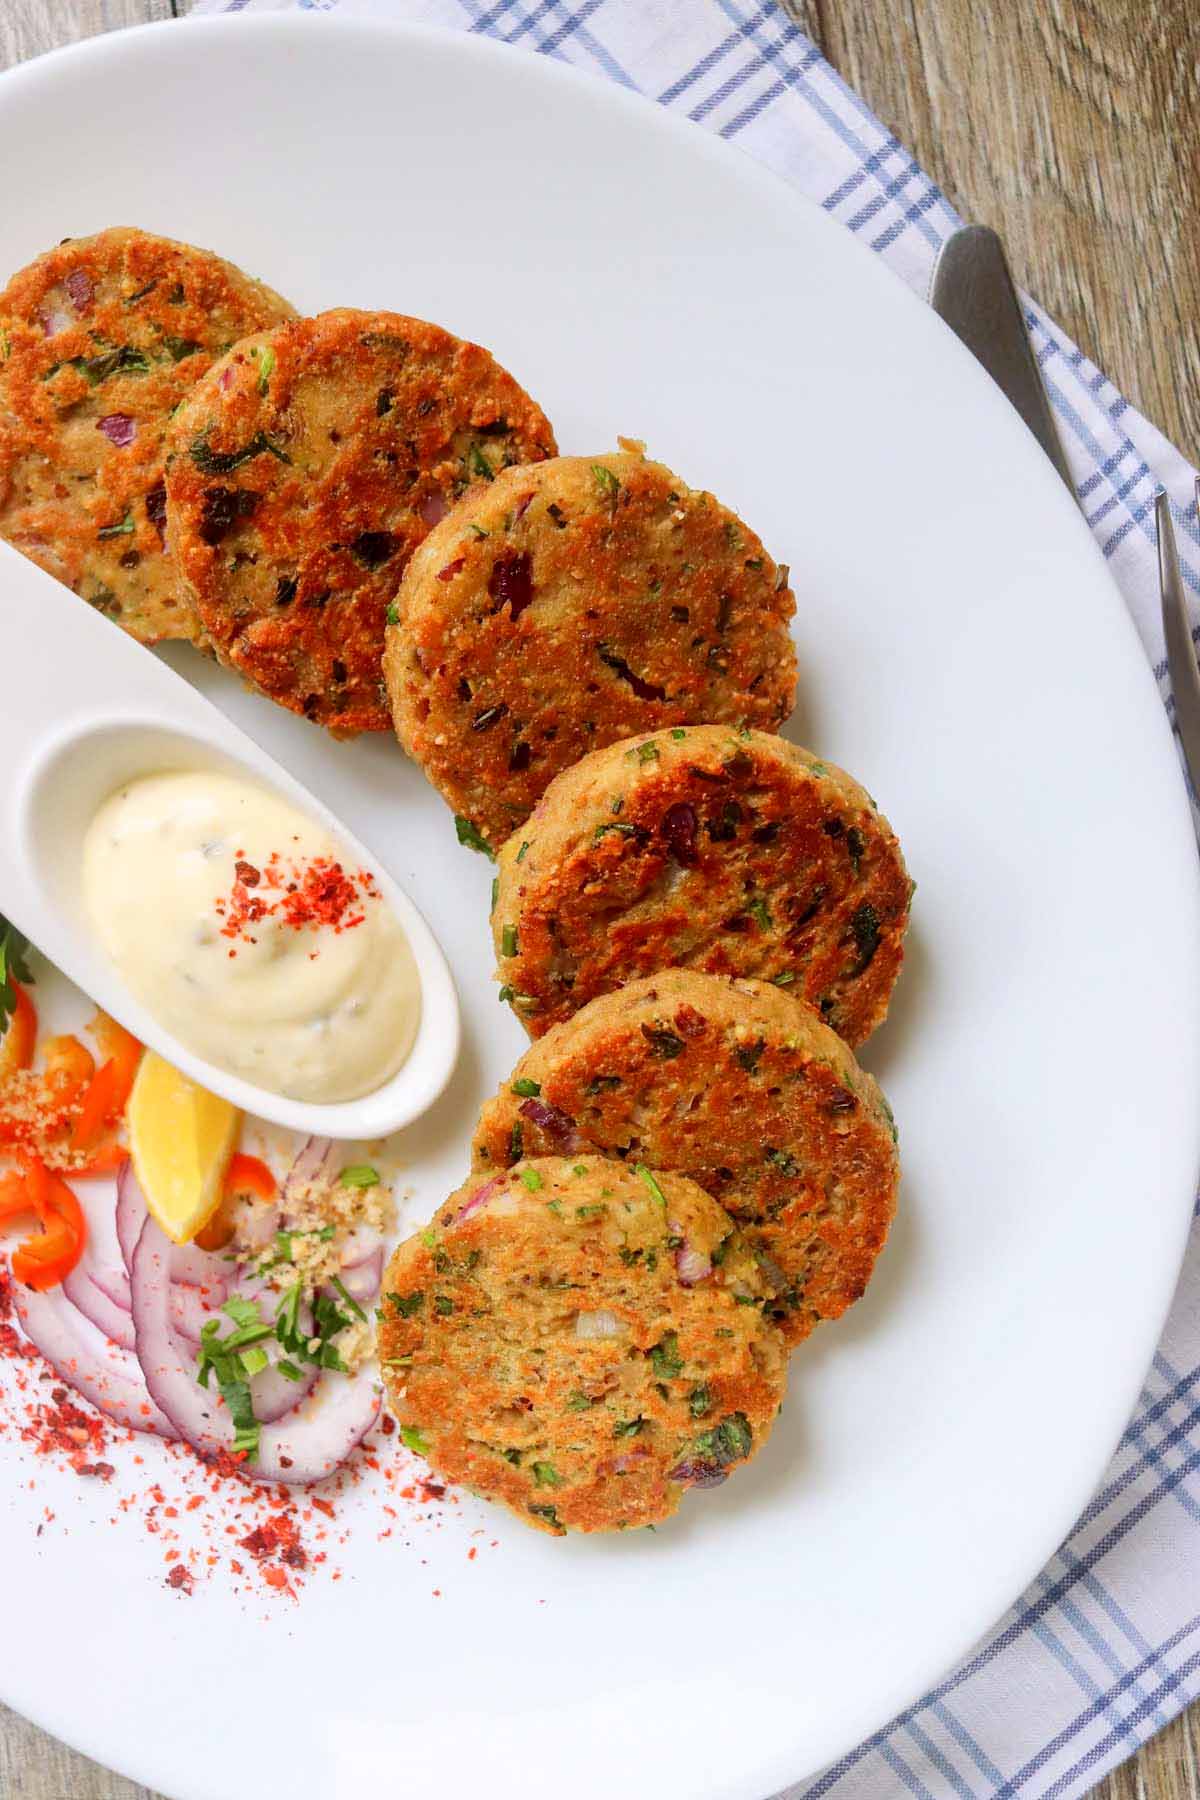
[493,725,911,1045]
[378,1157,788,1534]
[386,449,798,848]
[473,972,898,1347]
[0,227,295,643]
[165,308,555,732]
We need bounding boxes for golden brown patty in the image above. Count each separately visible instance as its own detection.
[473,971,899,1348]
[378,1156,788,1535]
[493,725,911,1045]
[165,309,556,732]
[386,449,798,848]
[0,227,295,643]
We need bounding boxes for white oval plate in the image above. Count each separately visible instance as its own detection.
[1,17,1198,1800]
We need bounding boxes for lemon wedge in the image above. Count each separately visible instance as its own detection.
[127,1051,240,1245]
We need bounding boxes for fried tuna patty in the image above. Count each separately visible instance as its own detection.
[165,308,555,732]
[385,449,798,848]
[378,1156,788,1534]
[0,227,295,643]
[473,971,899,1348]
[493,725,911,1045]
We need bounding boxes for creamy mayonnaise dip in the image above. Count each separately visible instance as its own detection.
[82,769,419,1102]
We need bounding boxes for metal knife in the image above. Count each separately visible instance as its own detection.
[929,224,1076,500]
[932,225,1200,794]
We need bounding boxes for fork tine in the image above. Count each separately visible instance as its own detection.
[1157,488,1200,788]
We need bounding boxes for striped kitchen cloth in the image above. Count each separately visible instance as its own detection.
[195,2,1200,1795]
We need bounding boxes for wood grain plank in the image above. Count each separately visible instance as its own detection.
[2,3,1198,1799]
[792,0,1200,457]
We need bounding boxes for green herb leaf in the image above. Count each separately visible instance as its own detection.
[689,1384,712,1418]
[339,1164,380,1188]
[401,1424,431,1456]
[501,924,519,958]
[650,1332,683,1379]
[0,916,34,1037]
[96,515,134,539]
[512,1077,541,1098]
[248,343,275,395]
[389,1290,424,1318]
[520,1168,543,1192]
[454,814,494,858]
[467,443,494,481]
[613,1417,647,1439]
[591,463,619,498]
[635,1164,667,1210]
[565,1392,594,1412]
[532,1460,563,1488]
[189,429,290,475]
[332,1276,367,1323]
[515,840,530,863]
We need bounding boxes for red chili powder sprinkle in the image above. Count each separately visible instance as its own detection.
[218,854,380,946]
[0,1252,496,1609]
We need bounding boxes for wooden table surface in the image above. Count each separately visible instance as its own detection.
[1,1,1197,1796]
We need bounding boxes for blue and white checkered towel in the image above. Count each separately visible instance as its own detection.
[196,2,1200,1793]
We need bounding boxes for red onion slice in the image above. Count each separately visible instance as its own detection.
[96,413,136,448]
[335,1248,383,1304]
[90,1264,132,1313]
[131,1216,377,1483]
[675,1244,713,1287]
[280,1137,336,1215]
[62,1266,137,1351]
[418,491,449,527]
[15,1284,176,1439]
[250,1354,317,1424]
[169,1281,227,1346]
[518,1097,585,1152]
[454,1177,502,1225]
[115,1158,146,1273]
[168,1242,229,1289]
[340,1226,384,1268]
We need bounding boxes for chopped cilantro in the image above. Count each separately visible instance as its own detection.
[454,814,494,858]
[670,728,686,739]
[331,1276,367,1323]
[515,840,530,863]
[635,1164,667,1210]
[386,602,400,626]
[467,442,494,481]
[512,1077,541,1097]
[433,1295,455,1316]
[520,1168,543,1192]
[528,1503,565,1533]
[339,1163,380,1188]
[0,916,33,1038]
[566,1392,594,1412]
[749,897,773,933]
[401,1424,431,1456]
[248,343,275,395]
[189,428,290,474]
[532,1461,563,1488]
[97,515,134,539]
[591,463,619,498]
[649,1332,683,1379]
[420,1227,437,1250]
[689,1384,712,1418]
[575,1203,606,1220]
[498,985,515,1005]
[613,1417,647,1439]
[771,971,796,986]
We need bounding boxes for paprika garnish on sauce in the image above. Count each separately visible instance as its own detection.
[81,769,419,1103]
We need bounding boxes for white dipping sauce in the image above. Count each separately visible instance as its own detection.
[82,769,419,1103]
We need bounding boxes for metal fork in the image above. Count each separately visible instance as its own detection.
[1156,479,1200,791]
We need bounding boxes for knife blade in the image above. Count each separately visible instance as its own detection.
[929,224,1076,500]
